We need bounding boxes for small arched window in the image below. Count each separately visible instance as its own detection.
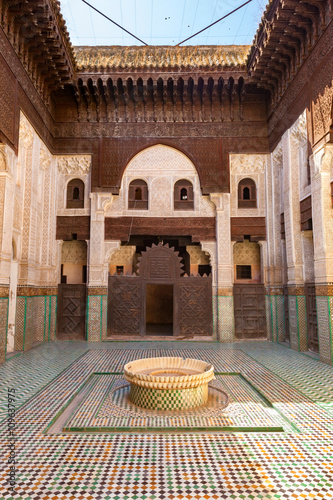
[238,178,256,208]
[129,179,148,209]
[174,179,194,210]
[67,179,85,208]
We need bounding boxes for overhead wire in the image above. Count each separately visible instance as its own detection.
[176,0,254,46]
[80,0,148,46]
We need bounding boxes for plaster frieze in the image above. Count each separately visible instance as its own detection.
[57,155,91,175]
[230,154,267,174]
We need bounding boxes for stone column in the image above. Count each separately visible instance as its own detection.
[265,145,285,342]
[311,144,333,364]
[0,145,15,361]
[87,193,112,341]
[201,241,218,340]
[282,123,308,352]
[210,193,234,342]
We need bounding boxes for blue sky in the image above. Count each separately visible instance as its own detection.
[59,0,267,46]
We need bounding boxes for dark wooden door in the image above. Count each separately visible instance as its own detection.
[57,284,86,340]
[108,276,142,336]
[305,283,318,352]
[107,244,213,337]
[234,284,266,339]
[179,277,212,336]
[283,285,290,341]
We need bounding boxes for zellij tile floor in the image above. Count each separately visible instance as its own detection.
[1,340,333,499]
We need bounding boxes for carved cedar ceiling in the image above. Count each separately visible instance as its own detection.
[248,0,333,107]
[0,0,76,103]
[67,46,256,123]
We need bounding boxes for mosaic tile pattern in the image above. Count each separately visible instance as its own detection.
[101,295,108,340]
[33,296,46,343]
[1,342,333,499]
[49,295,57,341]
[288,295,299,351]
[276,295,285,342]
[265,295,272,341]
[129,383,209,411]
[317,296,332,365]
[0,297,8,363]
[297,296,308,351]
[217,296,234,342]
[87,295,102,342]
[14,296,25,352]
[271,296,277,342]
[62,373,290,433]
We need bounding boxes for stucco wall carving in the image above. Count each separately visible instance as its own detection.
[233,241,260,265]
[62,240,87,265]
[57,155,91,174]
[186,246,210,266]
[104,145,215,218]
[230,154,267,218]
[0,147,7,172]
[109,246,136,266]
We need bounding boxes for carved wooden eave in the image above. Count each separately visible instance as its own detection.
[68,45,259,123]
[248,0,333,108]
[0,0,76,103]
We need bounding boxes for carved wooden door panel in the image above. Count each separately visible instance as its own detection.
[234,284,266,339]
[179,277,212,336]
[108,276,142,336]
[57,284,86,340]
[305,283,318,352]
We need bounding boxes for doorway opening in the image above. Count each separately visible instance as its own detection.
[146,284,173,335]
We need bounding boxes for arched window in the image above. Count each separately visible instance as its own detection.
[238,178,256,208]
[67,179,85,208]
[174,179,194,210]
[128,179,148,209]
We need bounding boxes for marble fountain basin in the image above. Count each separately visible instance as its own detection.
[124,357,215,410]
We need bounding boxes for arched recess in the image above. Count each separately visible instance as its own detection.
[106,144,217,219]
[113,141,206,193]
[174,179,194,210]
[67,179,85,208]
[128,179,148,209]
[238,178,257,208]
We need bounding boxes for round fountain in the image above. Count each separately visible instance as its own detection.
[124,357,215,410]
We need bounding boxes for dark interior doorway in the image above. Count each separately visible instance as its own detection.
[146,284,173,335]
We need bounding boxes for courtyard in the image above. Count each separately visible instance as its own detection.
[1,340,333,499]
